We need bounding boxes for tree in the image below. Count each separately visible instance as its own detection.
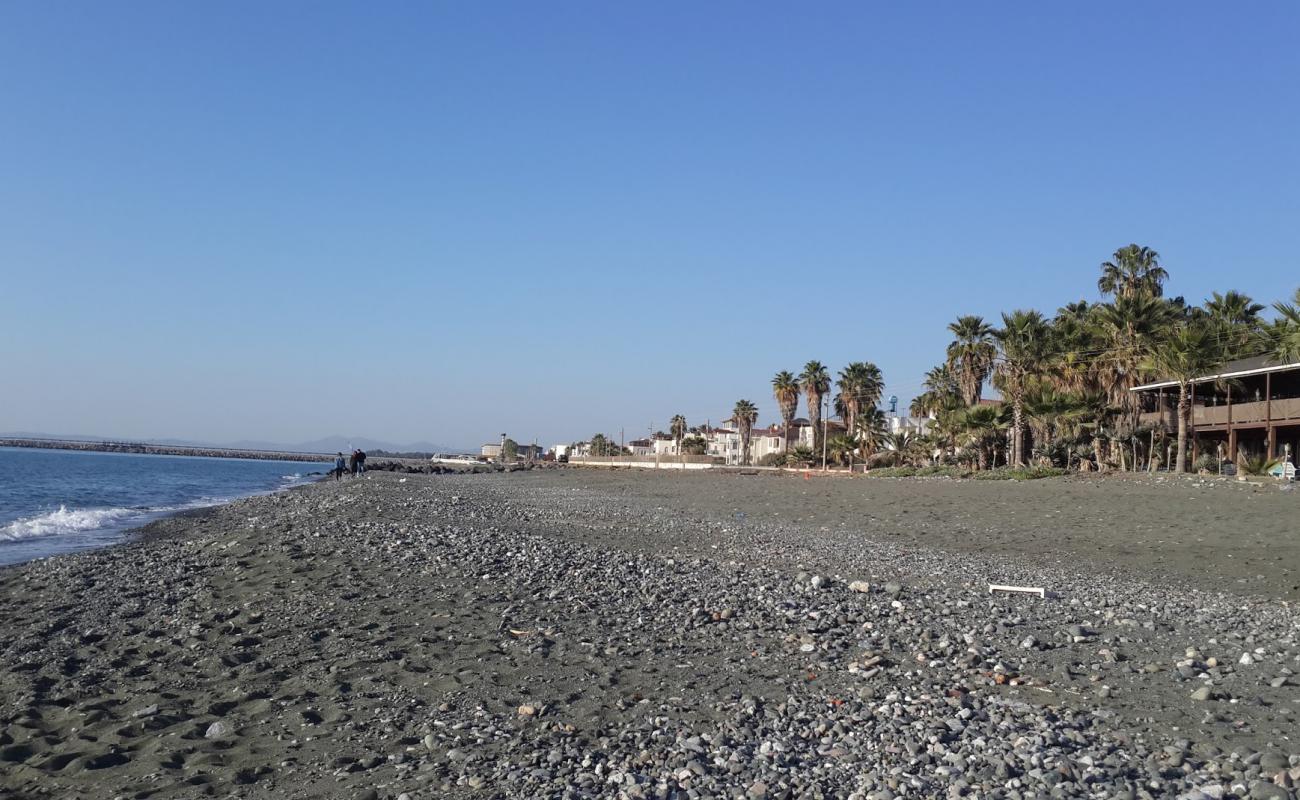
[1143,322,1221,473]
[995,310,1053,466]
[731,400,758,465]
[957,404,1008,470]
[588,434,625,457]
[1205,290,1265,358]
[680,435,707,455]
[1269,289,1300,362]
[946,316,997,406]
[835,362,884,436]
[1092,294,1174,430]
[911,364,962,418]
[800,361,831,455]
[771,371,800,452]
[881,429,917,466]
[669,414,687,453]
[502,438,519,461]
[826,434,858,467]
[1098,244,1168,299]
[854,407,888,462]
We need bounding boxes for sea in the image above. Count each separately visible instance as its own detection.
[0,447,326,566]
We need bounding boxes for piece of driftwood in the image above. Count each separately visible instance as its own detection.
[989,584,1046,598]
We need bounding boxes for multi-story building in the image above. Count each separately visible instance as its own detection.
[1132,354,1300,465]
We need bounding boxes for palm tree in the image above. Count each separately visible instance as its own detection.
[854,407,888,463]
[771,371,800,452]
[669,415,687,453]
[957,404,1007,470]
[946,316,997,407]
[1098,244,1168,299]
[836,362,884,435]
[995,310,1053,466]
[731,400,758,465]
[826,434,859,468]
[680,435,707,455]
[1143,322,1220,473]
[1092,294,1173,431]
[1205,290,1265,358]
[881,429,917,466]
[910,364,962,418]
[800,361,831,455]
[1269,289,1300,362]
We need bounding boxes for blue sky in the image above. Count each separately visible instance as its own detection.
[2,3,1297,449]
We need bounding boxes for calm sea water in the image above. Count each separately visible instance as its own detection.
[0,447,326,566]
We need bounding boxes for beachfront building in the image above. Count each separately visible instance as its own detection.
[626,438,654,456]
[482,442,543,461]
[652,435,677,457]
[1131,354,1300,465]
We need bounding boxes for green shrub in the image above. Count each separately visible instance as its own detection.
[972,466,1066,480]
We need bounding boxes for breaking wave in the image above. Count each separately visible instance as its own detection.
[1,506,140,542]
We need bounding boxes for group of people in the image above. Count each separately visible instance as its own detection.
[332,449,367,480]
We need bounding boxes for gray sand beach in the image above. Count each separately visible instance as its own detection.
[1,469,1298,799]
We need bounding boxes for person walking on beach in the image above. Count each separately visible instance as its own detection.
[334,452,346,481]
[348,450,358,477]
[356,449,367,476]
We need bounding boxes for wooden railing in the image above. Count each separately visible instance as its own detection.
[1141,398,1300,428]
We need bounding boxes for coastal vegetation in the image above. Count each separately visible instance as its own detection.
[907,245,1300,474]
[746,245,1298,475]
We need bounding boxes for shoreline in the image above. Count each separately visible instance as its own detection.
[1,471,1296,799]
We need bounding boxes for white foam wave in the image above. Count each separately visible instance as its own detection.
[1,506,139,542]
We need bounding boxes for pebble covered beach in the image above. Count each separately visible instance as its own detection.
[1,468,1297,799]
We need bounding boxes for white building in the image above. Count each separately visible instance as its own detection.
[652,436,678,456]
[626,438,654,456]
[886,415,931,438]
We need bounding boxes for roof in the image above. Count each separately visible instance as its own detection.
[1131,354,1300,392]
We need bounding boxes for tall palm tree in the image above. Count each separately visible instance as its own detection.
[946,316,997,407]
[1205,290,1265,329]
[1143,322,1220,473]
[1098,244,1168,299]
[771,371,800,452]
[800,361,831,455]
[1271,288,1300,362]
[669,415,687,453]
[995,310,1053,466]
[1092,294,1173,431]
[836,362,884,435]
[1205,290,1265,359]
[731,400,758,465]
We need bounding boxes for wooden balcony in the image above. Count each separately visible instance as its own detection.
[1140,398,1300,429]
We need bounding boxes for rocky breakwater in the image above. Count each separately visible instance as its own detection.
[0,471,1296,799]
[0,437,332,463]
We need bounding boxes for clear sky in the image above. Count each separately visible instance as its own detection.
[2,3,1297,449]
